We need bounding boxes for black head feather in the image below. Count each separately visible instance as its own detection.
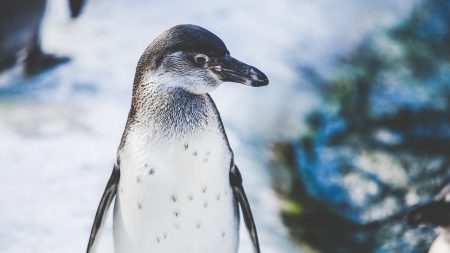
[134,24,229,83]
[406,200,450,228]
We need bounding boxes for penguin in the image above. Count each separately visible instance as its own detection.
[406,184,450,253]
[0,0,85,75]
[86,24,269,253]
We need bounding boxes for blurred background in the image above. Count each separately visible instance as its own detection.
[0,0,448,252]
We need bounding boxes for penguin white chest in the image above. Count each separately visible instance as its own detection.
[114,127,238,253]
[428,231,450,253]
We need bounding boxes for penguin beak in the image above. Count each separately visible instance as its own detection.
[209,55,269,87]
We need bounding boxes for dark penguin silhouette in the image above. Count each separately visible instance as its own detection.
[86,24,268,253]
[0,0,85,75]
[406,184,450,253]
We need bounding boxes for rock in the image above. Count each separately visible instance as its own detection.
[271,0,450,252]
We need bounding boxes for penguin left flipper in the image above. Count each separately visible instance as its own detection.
[230,164,261,253]
[86,164,120,253]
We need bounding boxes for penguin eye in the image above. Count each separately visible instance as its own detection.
[194,55,208,64]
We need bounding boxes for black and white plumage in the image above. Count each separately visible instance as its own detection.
[0,0,86,75]
[406,185,450,253]
[86,24,268,253]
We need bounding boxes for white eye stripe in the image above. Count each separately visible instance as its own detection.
[194,54,208,64]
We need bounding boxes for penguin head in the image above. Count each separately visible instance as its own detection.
[135,24,269,95]
[406,200,450,228]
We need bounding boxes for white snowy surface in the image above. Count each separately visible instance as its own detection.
[0,0,417,252]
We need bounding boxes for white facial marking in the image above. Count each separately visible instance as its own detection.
[142,51,224,95]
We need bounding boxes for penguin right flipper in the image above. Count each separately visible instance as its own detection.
[230,165,261,253]
[86,164,120,253]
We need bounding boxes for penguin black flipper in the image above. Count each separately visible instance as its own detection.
[86,164,120,253]
[230,164,261,253]
[69,0,85,18]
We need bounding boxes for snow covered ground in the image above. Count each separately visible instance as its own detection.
[0,0,416,252]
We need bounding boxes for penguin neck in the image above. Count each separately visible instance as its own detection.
[440,227,450,241]
[430,228,450,253]
[127,78,212,139]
